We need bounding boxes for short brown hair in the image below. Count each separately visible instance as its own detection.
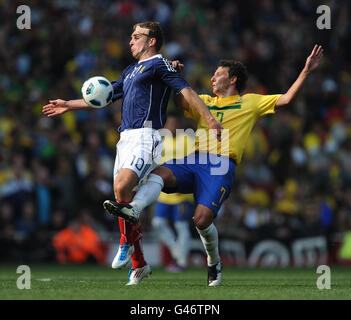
[218,60,248,94]
[133,21,164,52]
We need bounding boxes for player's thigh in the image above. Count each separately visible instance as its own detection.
[195,158,236,217]
[193,203,216,229]
[160,161,194,194]
[152,166,178,189]
[114,129,163,185]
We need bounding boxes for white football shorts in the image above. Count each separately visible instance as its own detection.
[113,128,163,184]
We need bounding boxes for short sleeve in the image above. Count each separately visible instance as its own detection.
[111,74,125,102]
[154,58,190,93]
[249,94,282,117]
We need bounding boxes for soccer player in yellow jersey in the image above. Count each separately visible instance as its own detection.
[109,45,323,286]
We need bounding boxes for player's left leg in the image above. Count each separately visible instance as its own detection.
[193,204,222,286]
[192,153,236,286]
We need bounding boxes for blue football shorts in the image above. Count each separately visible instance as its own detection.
[162,152,236,216]
[154,201,194,221]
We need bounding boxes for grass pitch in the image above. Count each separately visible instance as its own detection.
[0,264,350,300]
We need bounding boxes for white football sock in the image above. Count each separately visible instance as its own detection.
[131,174,164,212]
[152,216,178,258]
[196,223,220,266]
[174,220,191,268]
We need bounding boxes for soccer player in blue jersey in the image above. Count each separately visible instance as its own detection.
[104,45,323,286]
[42,21,222,285]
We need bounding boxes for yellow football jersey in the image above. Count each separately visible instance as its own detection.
[157,133,195,205]
[184,93,282,164]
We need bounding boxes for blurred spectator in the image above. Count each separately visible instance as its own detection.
[16,200,38,240]
[49,208,68,233]
[33,162,52,225]
[52,210,106,264]
[0,224,22,262]
[1,154,34,218]
[0,201,15,230]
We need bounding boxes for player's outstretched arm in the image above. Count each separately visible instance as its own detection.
[174,91,190,111]
[180,87,223,141]
[276,45,323,108]
[42,98,90,117]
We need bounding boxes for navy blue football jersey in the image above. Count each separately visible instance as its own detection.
[111,54,190,132]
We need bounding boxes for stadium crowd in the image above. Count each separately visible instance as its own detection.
[1,0,351,264]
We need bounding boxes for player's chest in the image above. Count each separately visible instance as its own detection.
[198,102,253,129]
[123,65,153,89]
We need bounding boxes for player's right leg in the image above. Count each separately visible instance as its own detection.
[104,128,162,278]
[111,219,134,269]
[104,168,140,223]
[104,128,164,224]
[105,166,177,223]
[108,154,195,223]
[108,169,145,269]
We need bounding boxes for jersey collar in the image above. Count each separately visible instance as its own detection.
[138,54,163,63]
[217,95,241,102]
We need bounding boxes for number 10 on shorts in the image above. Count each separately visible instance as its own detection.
[130,155,145,171]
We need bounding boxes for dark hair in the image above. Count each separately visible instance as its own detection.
[134,21,164,51]
[218,60,248,94]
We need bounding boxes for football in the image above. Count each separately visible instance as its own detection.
[81,76,113,108]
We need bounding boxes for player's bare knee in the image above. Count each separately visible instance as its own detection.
[152,167,177,188]
[114,180,132,202]
[193,214,211,230]
[193,206,214,229]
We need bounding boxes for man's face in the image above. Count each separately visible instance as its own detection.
[129,30,150,60]
[211,66,232,95]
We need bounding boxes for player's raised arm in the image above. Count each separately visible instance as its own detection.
[180,87,223,141]
[42,98,90,117]
[276,45,323,108]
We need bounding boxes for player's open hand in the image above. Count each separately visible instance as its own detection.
[42,99,69,117]
[172,60,184,74]
[305,45,323,73]
[208,118,223,142]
